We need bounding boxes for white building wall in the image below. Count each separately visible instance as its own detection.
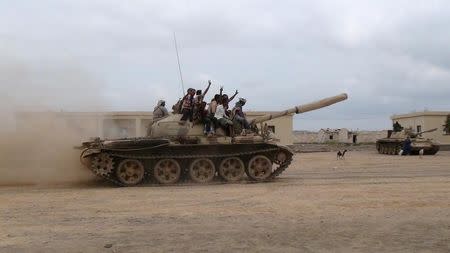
[294,129,386,144]
[338,129,350,143]
[317,129,340,143]
[246,112,294,145]
[292,131,317,143]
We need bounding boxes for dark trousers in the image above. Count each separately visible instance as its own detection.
[204,113,217,132]
[402,142,412,155]
[202,116,211,132]
[234,115,250,129]
[217,118,234,136]
[180,108,192,121]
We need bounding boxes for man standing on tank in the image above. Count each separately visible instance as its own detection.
[393,121,403,132]
[180,88,196,123]
[193,80,212,123]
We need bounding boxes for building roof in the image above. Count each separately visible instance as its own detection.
[391,111,450,120]
[319,128,343,133]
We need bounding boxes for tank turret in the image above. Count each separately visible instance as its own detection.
[150,93,348,140]
[390,127,438,139]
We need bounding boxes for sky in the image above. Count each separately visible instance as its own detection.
[1,0,450,130]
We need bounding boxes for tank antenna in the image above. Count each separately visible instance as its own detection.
[173,32,185,96]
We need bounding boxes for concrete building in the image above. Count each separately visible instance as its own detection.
[246,111,294,145]
[391,111,450,145]
[317,128,358,144]
[294,129,386,144]
[15,111,295,145]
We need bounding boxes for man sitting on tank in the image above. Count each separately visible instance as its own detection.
[214,97,234,136]
[221,94,230,116]
[153,100,169,122]
[220,89,239,111]
[216,85,237,106]
[232,98,250,133]
[393,121,403,132]
[193,99,211,135]
[206,94,221,135]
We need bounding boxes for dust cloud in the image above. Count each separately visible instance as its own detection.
[0,54,110,186]
[0,122,94,186]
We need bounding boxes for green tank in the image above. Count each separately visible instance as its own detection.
[376,128,440,155]
[80,93,348,186]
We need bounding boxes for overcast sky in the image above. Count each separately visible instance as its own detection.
[1,0,449,130]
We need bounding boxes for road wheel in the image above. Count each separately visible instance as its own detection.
[116,159,145,186]
[246,155,273,181]
[91,153,114,176]
[153,159,181,184]
[189,158,215,183]
[394,146,400,155]
[218,157,245,182]
[388,146,394,155]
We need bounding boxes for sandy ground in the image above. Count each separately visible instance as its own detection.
[1,151,450,253]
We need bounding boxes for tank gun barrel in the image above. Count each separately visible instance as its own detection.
[413,128,438,137]
[250,93,348,125]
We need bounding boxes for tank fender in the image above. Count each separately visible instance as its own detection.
[272,145,294,164]
[81,148,101,158]
[277,145,294,155]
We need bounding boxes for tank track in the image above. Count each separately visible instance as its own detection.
[376,141,402,155]
[84,147,293,187]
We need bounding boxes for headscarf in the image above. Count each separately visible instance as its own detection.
[154,100,165,110]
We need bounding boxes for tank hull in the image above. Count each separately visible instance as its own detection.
[376,139,440,155]
[81,137,294,186]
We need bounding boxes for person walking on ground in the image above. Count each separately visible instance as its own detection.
[402,136,412,155]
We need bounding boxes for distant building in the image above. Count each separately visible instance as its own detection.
[15,111,294,145]
[391,111,450,145]
[294,129,386,144]
[318,128,358,144]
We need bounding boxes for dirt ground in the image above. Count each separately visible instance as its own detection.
[1,151,449,253]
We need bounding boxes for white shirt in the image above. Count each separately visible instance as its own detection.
[214,104,226,119]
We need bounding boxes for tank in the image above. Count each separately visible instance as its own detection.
[376,128,440,155]
[80,93,348,186]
